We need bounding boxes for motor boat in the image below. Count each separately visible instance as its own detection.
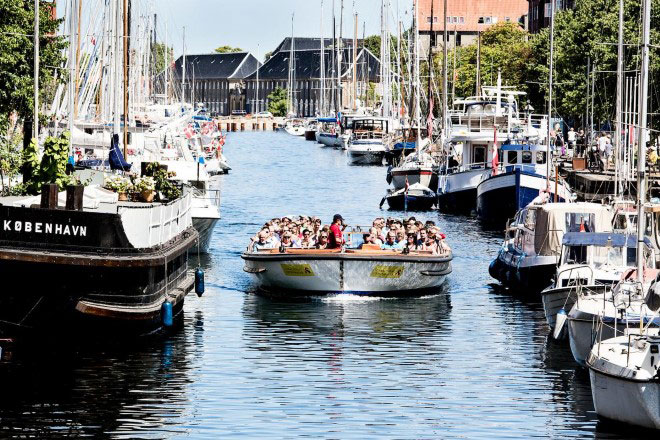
[383,183,436,211]
[476,143,573,228]
[346,118,392,166]
[315,117,342,147]
[587,327,660,430]
[242,245,452,295]
[283,118,306,136]
[489,202,613,293]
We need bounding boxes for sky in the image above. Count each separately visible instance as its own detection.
[58,0,414,61]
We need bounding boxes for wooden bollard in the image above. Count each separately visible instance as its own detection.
[240,123,245,131]
[231,123,236,132]
[40,183,59,209]
[262,122,267,130]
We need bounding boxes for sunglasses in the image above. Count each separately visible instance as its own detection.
[320,234,328,238]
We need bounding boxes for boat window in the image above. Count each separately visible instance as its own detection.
[467,104,484,114]
[592,246,624,268]
[536,152,546,164]
[613,213,628,231]
[566,213,595,232]
[507,150,518,164]
[524,209,536,230]
[626,247,637,266]
[521,151,532,164]
[474,146,486,164]
[566,245,588,264]
[483,104,497,114]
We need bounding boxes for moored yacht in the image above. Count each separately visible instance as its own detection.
[489,202,612,293]
[476,143,572,227]
[346,118,391,165]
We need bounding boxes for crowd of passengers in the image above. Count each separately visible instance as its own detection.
[250,214,449,255]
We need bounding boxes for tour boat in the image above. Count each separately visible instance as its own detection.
[476,144,572,227]
[0,184,198,336]
[489,203,612,294]
[383,183,436,211]
[242,245,452,295]
[587,328,660,430]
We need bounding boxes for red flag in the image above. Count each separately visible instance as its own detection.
[492,127,499,176]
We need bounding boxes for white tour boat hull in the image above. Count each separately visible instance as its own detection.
[242,251,452,295]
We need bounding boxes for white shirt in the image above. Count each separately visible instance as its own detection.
[568,131,576,142]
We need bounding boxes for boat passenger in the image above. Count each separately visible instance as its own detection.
[395,230,406,244]
[252,230,278,251]
[315,232,330,249]
[300,229,315,248]
[381,232,404,250]
[280,232,295,248]
[405,233,418,251]
[328,214,346,249]
[417,229,429,247]
[368,227,384,245]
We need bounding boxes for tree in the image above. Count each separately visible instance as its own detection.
[267,87,288,117]
[0,1,66,144]
[528,0,660,133]
[263,51,273,62]
[443,22,534,106]
[364,35,381,58]
[215,45,243,54]
[152,42,173,74]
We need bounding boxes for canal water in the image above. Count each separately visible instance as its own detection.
[0,132,644,438]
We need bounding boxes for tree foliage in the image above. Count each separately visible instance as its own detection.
[267,87,288,117]
[0,1,66,137]
[214,45,243,54]
[152,42,173,74]
[23,131,73,194]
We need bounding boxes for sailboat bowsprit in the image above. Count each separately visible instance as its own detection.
[0,186,198,336]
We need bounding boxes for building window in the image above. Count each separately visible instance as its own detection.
[505,17,511,22]
[459,16,464,24]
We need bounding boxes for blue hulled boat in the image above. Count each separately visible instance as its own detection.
[476,144,572,227]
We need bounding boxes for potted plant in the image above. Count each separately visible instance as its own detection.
[134,176,156,202]
[103,175,132,201]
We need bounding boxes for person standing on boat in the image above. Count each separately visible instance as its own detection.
[567,127,577,156]
[598,133,609,171]
[328,214,346,249]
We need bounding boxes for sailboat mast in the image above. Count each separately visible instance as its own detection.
[320,0,325,115]
[331,1,336,112]
[182,26,186,104]
[288,14,295,116]
[352,13,357,110]
[414,0,421,146]
[636,0,651,281]
[427,0,433,123]
[615,0,624,196]
[113,0,121,137]
[546,0,555,190]
[123,0,129,157]
[442,0,448,135]
[337,0,344,111]
[165,19,168,104]
[33,0,39,141]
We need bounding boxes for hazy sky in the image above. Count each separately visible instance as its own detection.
[58,0,414,61]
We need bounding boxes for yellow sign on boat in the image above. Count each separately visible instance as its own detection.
[370,265,404,278]
[281,263,315,277]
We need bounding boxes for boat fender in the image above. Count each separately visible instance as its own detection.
[195,267,205,297]
[386,166,393,184]
[488,259,500,279]
[553,309,568,340]
[162,302,173,327]
[645,280,660,312]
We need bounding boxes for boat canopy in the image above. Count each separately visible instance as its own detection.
[318,117,337,123]
[562,232,651,248]
[500,144,546,152]
[525,203,613,256]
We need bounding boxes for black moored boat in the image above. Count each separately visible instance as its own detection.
[0,184,198,337]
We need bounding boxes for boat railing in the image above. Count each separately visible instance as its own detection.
[449,113,510,132]
[352,130,387,141]
[442,162,489,175]
[117,191,192,248]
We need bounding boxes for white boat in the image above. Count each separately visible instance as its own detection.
[315,117,342,147]
[489,203,612,293]
[587,327,660,430]
[346,118,392,165]
[438,85,546,214]
[283,118,306,136]
[567,236,658,366]
[388,138,436,190]
[541,231,636,335]
[242,246,452,295]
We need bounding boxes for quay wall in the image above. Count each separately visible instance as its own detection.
[215,117,286,132]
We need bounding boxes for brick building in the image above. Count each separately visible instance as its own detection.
[418,0,528,53]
